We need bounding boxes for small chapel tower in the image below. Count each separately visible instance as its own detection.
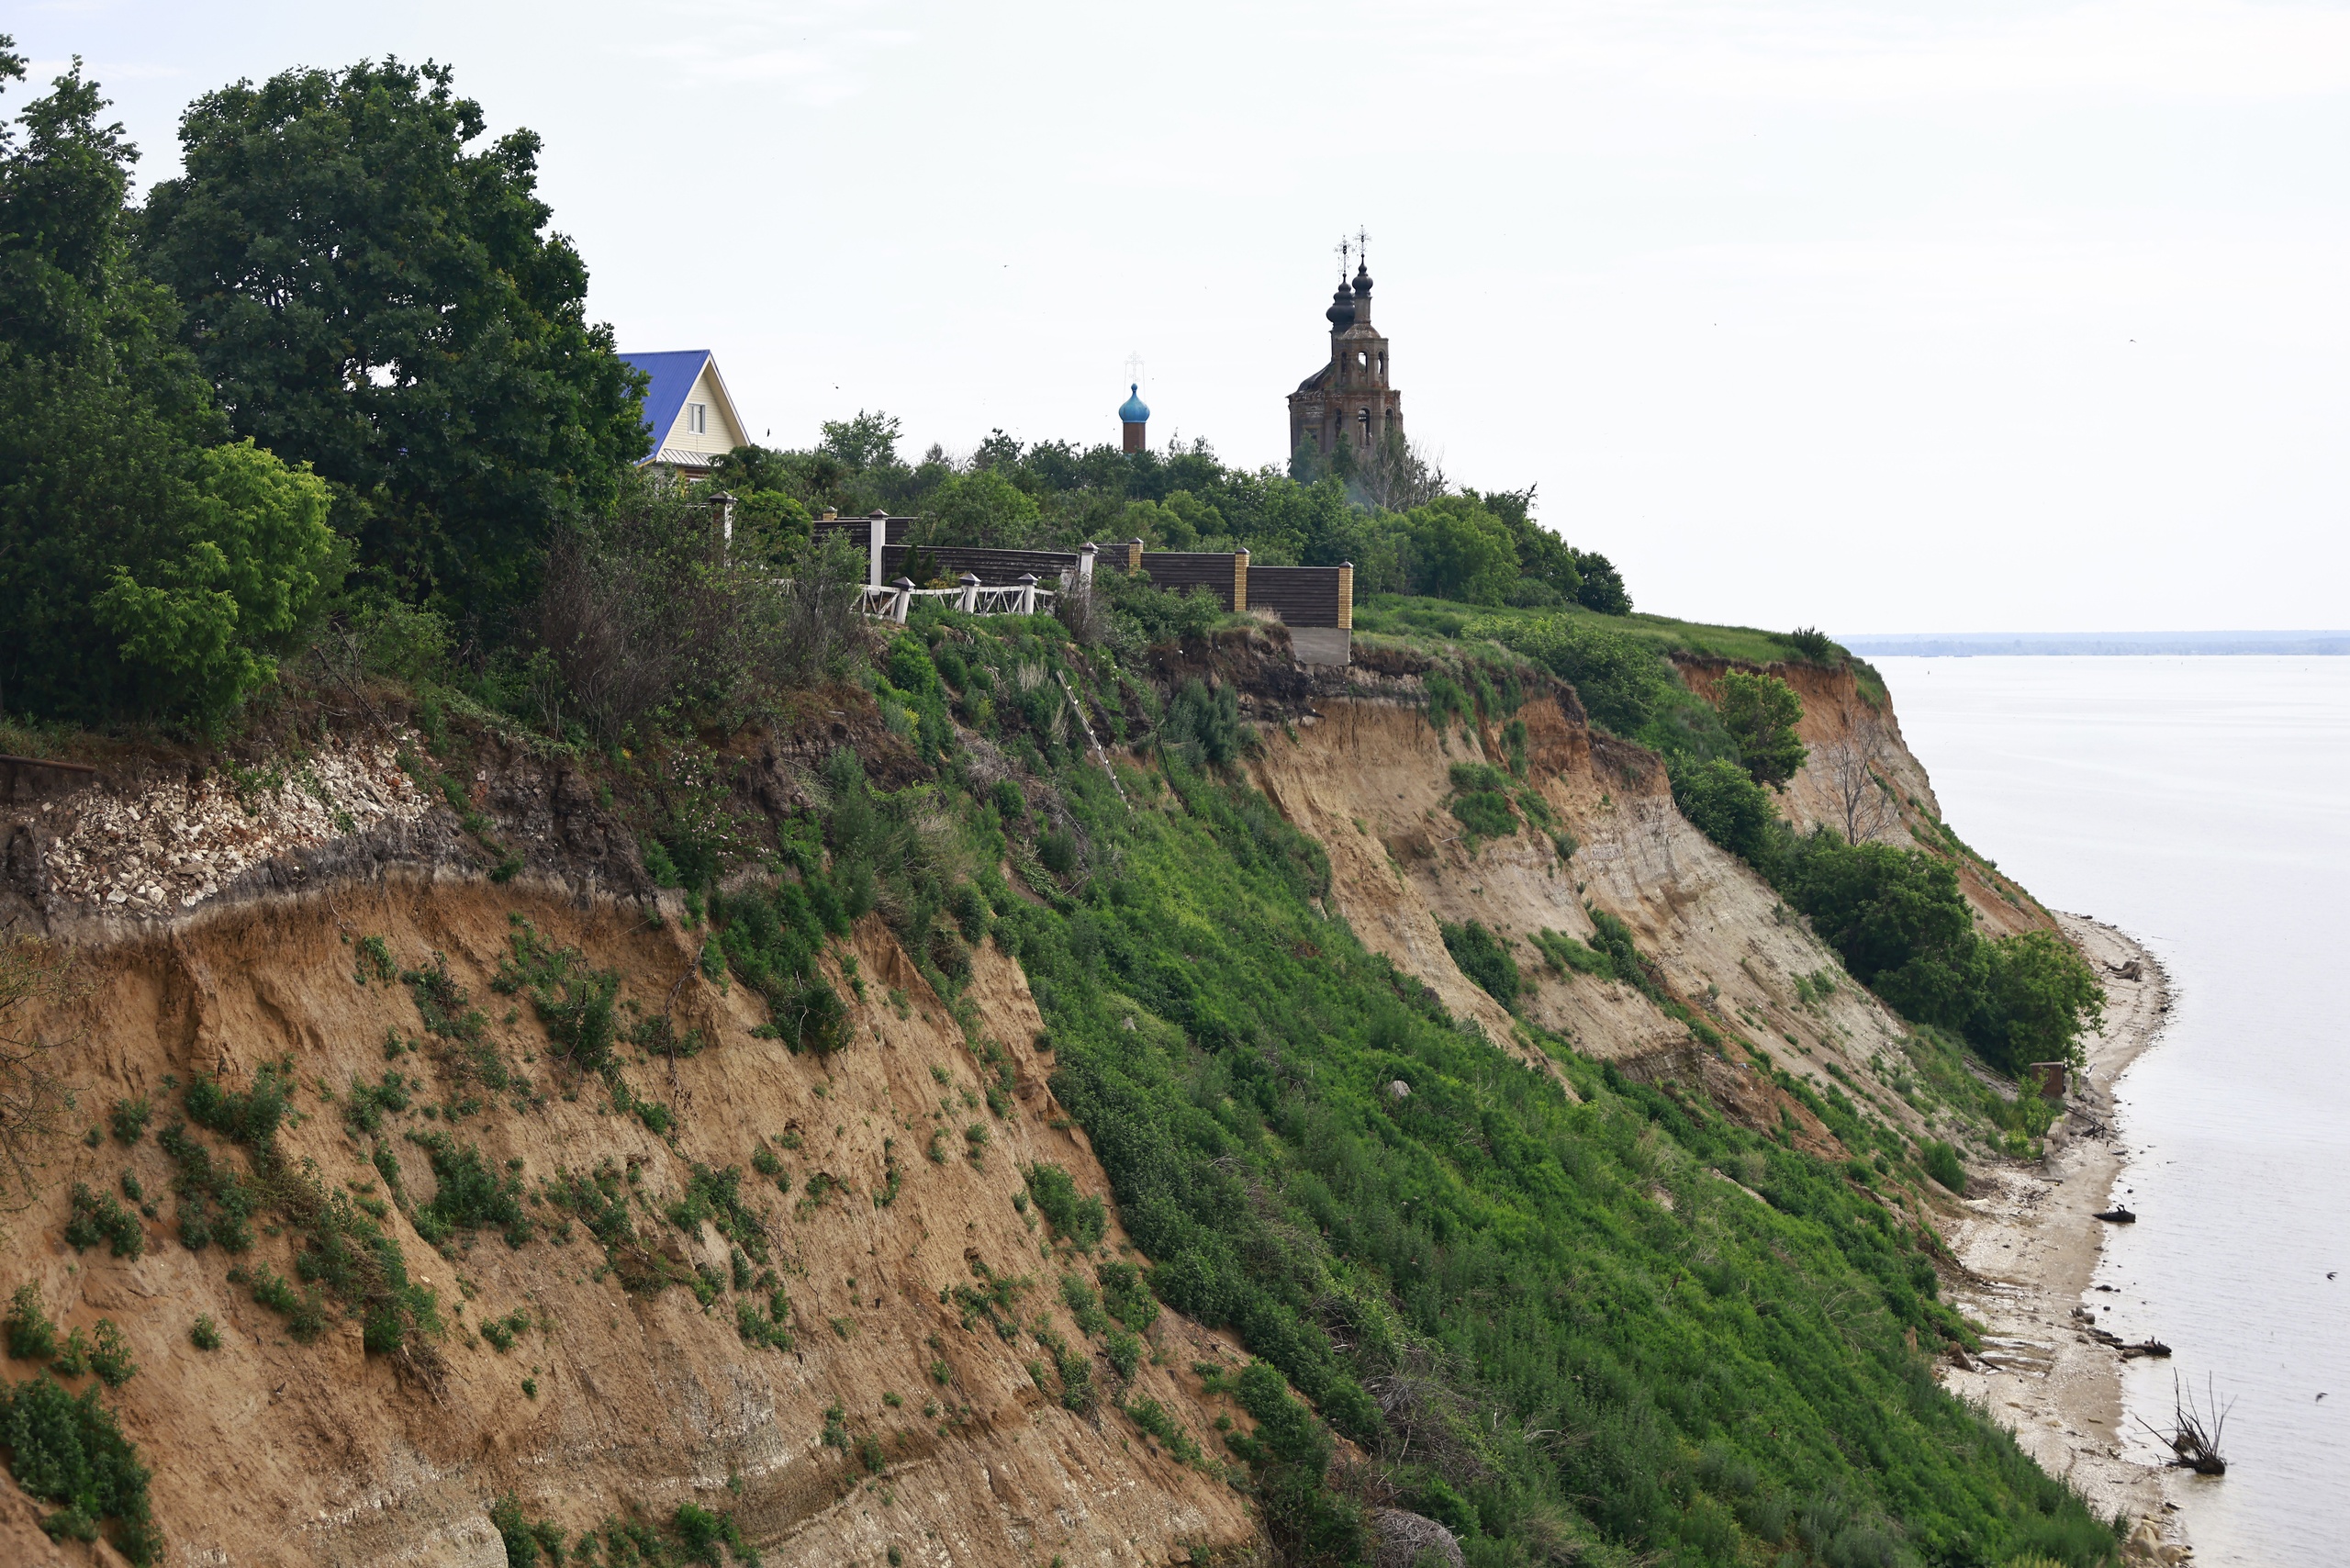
[1287,242,1402,464]
[1118,382,1150,454]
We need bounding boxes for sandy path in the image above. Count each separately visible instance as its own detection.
[1936,914,2189,1556]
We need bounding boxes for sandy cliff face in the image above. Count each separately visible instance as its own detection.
[0,635,2043,1565]
[3,874,1254,1566]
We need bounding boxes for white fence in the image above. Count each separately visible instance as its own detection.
[856,574,1058,623]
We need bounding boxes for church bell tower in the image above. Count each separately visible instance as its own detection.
[1288,238,1402,464]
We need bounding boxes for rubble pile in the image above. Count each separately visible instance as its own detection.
[38,737,430,917]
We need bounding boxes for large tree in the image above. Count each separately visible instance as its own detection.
[138,58,644,620]
[0,45,337,723]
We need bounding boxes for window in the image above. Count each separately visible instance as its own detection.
[687,401,708,435]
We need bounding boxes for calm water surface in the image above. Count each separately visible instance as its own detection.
[1879,657,2350,1567]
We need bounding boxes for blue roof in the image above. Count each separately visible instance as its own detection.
[1118,383,1150,423]
[619,350,711,461]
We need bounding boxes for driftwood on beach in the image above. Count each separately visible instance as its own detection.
[2092,1206,2137,1223]
[2136,1372,2232,1476]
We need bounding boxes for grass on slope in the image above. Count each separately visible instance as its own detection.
[977,745,2117,1568]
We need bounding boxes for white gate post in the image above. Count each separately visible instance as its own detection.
[958,572,980,612]
[1017,574,1038,614]
[867,510,889,588]
[891,577,914,623]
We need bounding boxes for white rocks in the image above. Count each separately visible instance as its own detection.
[35,734,431,920]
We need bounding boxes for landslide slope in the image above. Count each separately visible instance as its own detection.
[0,616,2119,1568]
[0,748,1253,1565]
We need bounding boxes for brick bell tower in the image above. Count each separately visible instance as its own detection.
[1288,241,1402,463]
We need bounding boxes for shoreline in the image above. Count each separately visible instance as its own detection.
[1935,913,2187,1559]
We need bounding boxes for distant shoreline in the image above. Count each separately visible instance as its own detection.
[1843,632,2350,656]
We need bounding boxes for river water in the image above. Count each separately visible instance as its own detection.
[1877,656,2350,1568]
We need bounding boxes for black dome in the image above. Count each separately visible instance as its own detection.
[1326,284,1356,327]
[1351,260,1373,297]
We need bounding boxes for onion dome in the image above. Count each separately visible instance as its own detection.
[1351,259,1373,297]
[1118,383,1150,422]
[1326,284,1357,328]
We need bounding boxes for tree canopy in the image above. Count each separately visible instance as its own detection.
[0,46,337,722]
[137,57,643,620]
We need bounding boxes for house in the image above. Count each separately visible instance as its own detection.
[620,350,750,477]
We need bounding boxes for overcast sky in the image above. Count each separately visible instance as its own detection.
[15,0,2348,633]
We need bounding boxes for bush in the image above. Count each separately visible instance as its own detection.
[1438,920,1520,1006]
[1716,671,1808,787]
[1920,1141,1964,1193]
[106,1098,150,1146]
[1159,678,1251,769]
[6,1285,56,1361]
[1528,928,1614,980]
[492,920,620,1072]
[1672,756,1783,865]
[1024,1163,1106,1249]
[1471,615,1675,734]
[62,1183,143,1260]
[1780,833,2104,1072]
[184,1064,292,1145]
[1037,831,1080,879]
[85,1323,134,1389]
[188,1316,222,1352]
[0,1374,159,1563]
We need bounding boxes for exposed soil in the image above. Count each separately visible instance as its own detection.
[4,879,1255,1565]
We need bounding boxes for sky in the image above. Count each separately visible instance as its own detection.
[12,0,2349,633]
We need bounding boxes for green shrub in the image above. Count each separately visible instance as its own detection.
[1921,1140,1965,1193]
[1024,1164,1106,1249]
[1528,928,1614,980]
[188,1316,222,1352]
[1715,670,1808,787]
[1583,907,1662,1000]
[0,1374,160,1562]
[84,1324,134,1389]
[1037,830,1080,878]
[408,1132,532,1246]
[1103,1330,1142,1383]
[1672,756,1783,865]
[1095,1261,1158,1332]
[184,1064,292,1145]
[6,1286,57,1361]
[106,1098,150,1146]
[493,919,621,1072]
[1159,679,1250,768]
[1438,919,1519,1006]
[62,1183,143,1260]
[1447,789,1516,844]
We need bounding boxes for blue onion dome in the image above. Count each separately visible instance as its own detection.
[1118,383,1150,422]
[1326,284,1356,327]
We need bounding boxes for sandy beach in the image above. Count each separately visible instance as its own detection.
[1935,913,2188,1559]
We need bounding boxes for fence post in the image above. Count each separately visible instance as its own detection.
[1017,574,1038,614]
[709,491,735,559]
[1079,542,1097,587]
[868,510,889,588]
[958,572,980,612]
[1127,537,1144,571]
[1337,561,1355,629]
[1233,548,1249,613]
[891,577,914,623]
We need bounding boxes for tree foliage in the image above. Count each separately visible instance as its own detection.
[0,47,339,722]
[1715,671,1807,787]
[138,57,643,618]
